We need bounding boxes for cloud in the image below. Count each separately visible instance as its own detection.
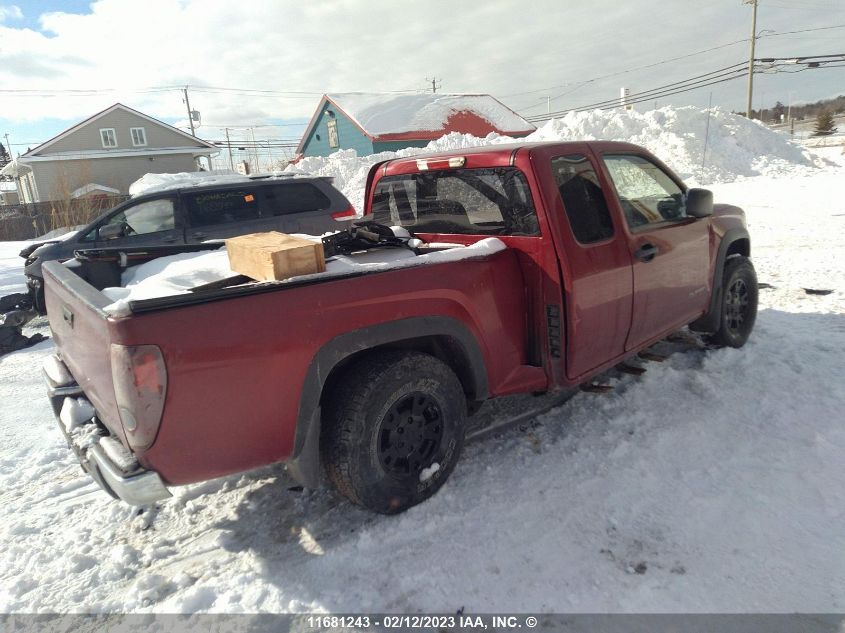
[0,0,843,132]
[0,4,22,21]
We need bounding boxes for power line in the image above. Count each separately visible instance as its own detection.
[501,38,752,100]
[209,123,308,128]
[526,62,748,121]
[524,53,845,123]
[502,23,845,107]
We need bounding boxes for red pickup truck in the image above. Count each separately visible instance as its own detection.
[42,141,757,514]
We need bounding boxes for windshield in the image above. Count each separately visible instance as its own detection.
[371,167,539,236]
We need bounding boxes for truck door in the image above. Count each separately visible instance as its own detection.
[549,153,634,381]
[599,153,711,351]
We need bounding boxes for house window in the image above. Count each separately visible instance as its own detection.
[130,127,147,147]
[100,128,117,148]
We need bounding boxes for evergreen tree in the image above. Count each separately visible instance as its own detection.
[0,142,12,182]
[813,109,838,136]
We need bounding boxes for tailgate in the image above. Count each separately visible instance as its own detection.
[43,261,127,443]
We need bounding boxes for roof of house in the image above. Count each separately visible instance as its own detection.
[297,93,535,153]
[23,103,217,158]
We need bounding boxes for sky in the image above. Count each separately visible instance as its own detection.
[1,0,843,159]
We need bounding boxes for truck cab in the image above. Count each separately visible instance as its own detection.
[366,141,751,388]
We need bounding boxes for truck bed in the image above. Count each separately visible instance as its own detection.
[43,240,544,486]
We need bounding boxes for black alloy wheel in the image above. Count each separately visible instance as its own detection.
[377,392,444,480]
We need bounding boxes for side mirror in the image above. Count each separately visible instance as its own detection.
[98,222,125,240]
[686,188,713,218]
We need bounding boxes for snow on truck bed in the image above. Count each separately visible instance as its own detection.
[99,237,506,316]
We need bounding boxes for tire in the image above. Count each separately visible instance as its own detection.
[709,256,758,348]
[32,285,46,315]
[321,350,467,514]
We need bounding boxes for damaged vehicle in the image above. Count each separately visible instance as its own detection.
[41,141,757,514]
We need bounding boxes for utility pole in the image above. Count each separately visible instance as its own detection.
[250,128,258,172]
[183,86,196,136]
[702,92,713,169]
[3,132,11,160]
[224,127,235,171]
[744,0,758,119]
[426,77,440,93]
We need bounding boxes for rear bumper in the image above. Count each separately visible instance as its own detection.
[44,355,171,506]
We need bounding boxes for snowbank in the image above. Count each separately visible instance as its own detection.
[528,107,820,184]
[127,107,821,211]
[281,106,825,210]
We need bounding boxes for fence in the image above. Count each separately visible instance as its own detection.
[0,195,129,242]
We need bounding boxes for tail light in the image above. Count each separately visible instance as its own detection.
[331,206,358,221]
[110,344,167,449]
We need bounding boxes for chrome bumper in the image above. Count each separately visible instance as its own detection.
[44,356,171,506]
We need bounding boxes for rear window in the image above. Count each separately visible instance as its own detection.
[371,168,539,236]
[263,183,332,216]
[185,189,259,227]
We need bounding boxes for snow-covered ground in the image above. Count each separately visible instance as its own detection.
[1,130,844,614]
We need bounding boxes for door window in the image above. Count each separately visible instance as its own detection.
[184,189,260,227]
[551,154,614,244]
[602,155,685,229]
[99,198,177,237]
[263,183,332,216]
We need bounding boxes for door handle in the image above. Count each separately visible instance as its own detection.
[191,232,206,240]
[635,243,658,262]
[161,235,177,243]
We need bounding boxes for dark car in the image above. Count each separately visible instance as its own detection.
[21,175,356,311]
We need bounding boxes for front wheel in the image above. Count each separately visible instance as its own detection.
[321,351,467,514]
[710,256,758,348]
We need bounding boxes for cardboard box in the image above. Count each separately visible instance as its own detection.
[226,232,326,282]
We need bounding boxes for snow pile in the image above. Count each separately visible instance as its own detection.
[100,248,236,313]
[101,238,507,316]
[527,107,820,183]
[128,172,254,197]
[285,149,400,211]
[326,93,535,136]
[283,106,824,210]
[59,397,94,432]
[43,354,73,386]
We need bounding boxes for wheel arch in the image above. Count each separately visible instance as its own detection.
[690,227,751,333]
[286,316,489,488]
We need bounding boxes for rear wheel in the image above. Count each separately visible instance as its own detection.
[710,256,758,348]
[321,350,466,514]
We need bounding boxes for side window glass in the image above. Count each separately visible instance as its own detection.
[185,190,260,227]
[99,198,176,238]
[263,183,332,216]
[603,155,685,229]
[551,154,614,244]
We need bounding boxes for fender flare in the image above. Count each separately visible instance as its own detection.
[690,227,750,332]
[286,316,489,488]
